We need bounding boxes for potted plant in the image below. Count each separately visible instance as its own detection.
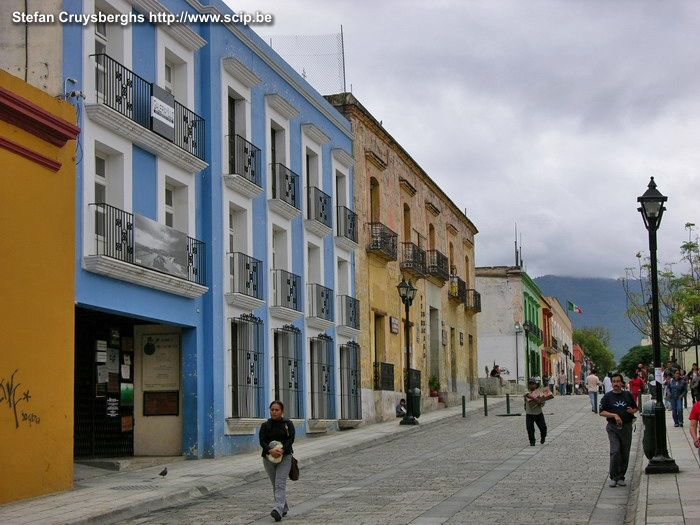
[429,375,440,397]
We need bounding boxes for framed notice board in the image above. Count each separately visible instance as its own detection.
[143,391,179,416]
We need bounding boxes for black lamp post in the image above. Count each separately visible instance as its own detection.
[514,321,524,383]
[638,176,679,474]
[397,277,418,425]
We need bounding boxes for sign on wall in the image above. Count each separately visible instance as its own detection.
[151,84,175,141]
[134,214,189,279]
[142,334,180,391]
[390,316,399,334]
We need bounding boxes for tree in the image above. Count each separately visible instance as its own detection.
[617,345,654,377]
[621,223,700,358]
[573,327,616,374]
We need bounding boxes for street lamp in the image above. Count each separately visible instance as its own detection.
[397,277,418,425]
[514,322,524,383]
[638,176,679,474]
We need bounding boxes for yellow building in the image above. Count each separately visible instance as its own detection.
[0,69,79,503]
[327,93,480,422]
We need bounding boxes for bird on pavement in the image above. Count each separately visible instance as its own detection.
[158,467,168,478]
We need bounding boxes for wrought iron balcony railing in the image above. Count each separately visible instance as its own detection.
[271,269,301,311]
[339,342,362,420]
[523,321,543,342]
[367,222,398,261]
[373,361,394,391]
[426,250,449,282]
[90,202,205,285]
[336,206,357,243]
[465,289,482,313]
[228,252,262,299]
[310,335,335,419]
[228,134,261,187]
[449,275,466,303]
[400,242,426,276]
[271,163,300,210]
[308,283,334,322]
[552,336,559,350]
[307,186,332,228]
[337,295,360,330]
[231,314,264,418]
[92,54,205,160]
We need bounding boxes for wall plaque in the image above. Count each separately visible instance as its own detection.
[143,391,179,416]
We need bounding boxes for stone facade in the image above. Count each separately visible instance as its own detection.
[327,93,480,421]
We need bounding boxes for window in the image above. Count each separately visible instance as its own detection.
[164,62,174,94]
[94,19,107,99]
[95,154,107,240]
[231,315,264,418]
[165,184,174,228]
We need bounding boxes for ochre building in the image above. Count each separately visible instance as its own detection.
[327,93,480,422]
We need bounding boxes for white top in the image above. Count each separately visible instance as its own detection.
[602,376,613,394]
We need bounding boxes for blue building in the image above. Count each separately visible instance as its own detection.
[57,0,358,459]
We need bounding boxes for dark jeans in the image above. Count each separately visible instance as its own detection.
[671,397,684,425]
[606,422,633,481]
[526,413,547,443]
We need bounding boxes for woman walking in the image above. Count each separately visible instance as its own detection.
[259,400,295,521]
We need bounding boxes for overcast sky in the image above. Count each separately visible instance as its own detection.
[229,0,700,279]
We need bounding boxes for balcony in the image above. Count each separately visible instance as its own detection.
[270,269,303,322]
[268,163,301,220]
[337,295,360,338]
[366,222,398,261]
[305,186,332,238]
[307,283,334,330]
[335,205,358,252]
[400,242,426,278]
[224,134,263,198]
[87,54,206,173]
[225,252,264,310]
[523,321,543,342]
[465,289,482,313]
[448,275,466,303]
[373,362,394,391]
[84,203,207,298]
[426,250,449,285]
[551,336,559,352]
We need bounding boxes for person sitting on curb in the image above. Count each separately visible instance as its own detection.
[524,377,548,446]
[599,373,638,487]
[396,398,407,417]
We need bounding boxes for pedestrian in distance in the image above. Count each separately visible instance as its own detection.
[259,400,295,522]
[689,400,700,462]
[689,363,700,404]
[667,369,688,427]
[586,370,601,412]
[559,371,567,396]
[524,377,549,446]
[548,375,556,394]
[628,373,645,408]
[599,372,638,487]
[602,372,613,394]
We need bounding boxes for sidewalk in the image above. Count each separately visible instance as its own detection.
[633,404,700,524]
[0,396,507,525]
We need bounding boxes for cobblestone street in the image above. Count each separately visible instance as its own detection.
[117,396,639,525]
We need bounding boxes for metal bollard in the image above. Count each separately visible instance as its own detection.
[506,393,511,415]
[462,395,466,418]
[483,393,488,416]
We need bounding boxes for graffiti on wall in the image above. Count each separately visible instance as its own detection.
[0,370,40,429]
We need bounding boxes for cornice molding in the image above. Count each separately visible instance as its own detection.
[365,149,387,171]
[127,0,207,51]
[425,201,441,217]
[0,87,79,147]
[0,136,61,171]
[332,148,355,168]
[185,0,352,139]
[399,177,417,197]
[222,56,261,88]
[265,94,299,120]
[446,224,458,236]
[302,123,330,145]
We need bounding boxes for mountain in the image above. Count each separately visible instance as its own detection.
[533,275,643,362]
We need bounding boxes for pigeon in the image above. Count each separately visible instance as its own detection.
[158,467,168,478]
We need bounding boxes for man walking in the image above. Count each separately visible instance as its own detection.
[524,377,548,446]
[586,370,601,412]
[602,372,613,394]
[599,373,638,487]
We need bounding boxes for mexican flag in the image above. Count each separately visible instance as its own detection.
[567,301,582,314]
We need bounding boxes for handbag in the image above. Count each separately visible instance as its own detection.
[288,456,299,481]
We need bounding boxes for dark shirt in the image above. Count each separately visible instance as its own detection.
[259,418,295,457]
[599,390,637,425]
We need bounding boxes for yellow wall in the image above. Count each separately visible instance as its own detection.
[0,69,77,503]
